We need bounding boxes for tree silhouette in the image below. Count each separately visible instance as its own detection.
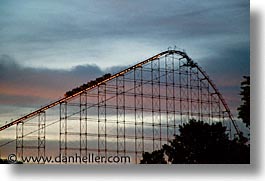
[237,76,250,128]
[140,119,249,164]
[140,150,167,164]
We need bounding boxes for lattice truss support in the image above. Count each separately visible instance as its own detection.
[0,50,238,164]
[16,112,46,163]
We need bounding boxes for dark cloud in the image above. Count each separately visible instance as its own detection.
[0,55,106,107]
[199,43,249,78]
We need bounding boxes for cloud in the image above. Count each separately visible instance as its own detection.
[198,43,249,84]
[0,0,249,69]
[0,55,106,107]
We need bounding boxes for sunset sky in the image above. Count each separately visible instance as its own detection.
[0,0,249,124]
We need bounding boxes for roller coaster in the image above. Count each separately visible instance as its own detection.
[0,48,240,164]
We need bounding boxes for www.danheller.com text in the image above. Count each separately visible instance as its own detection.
[8,153,131,164]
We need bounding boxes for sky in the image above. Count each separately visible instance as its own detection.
[0,0,249,124]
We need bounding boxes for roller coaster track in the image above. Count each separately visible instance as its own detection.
[0,50,240,135]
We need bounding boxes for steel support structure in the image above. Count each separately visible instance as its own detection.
[80,93,88,158]
[0,49,241,164]
[15,112,46,163]
[16,122,23,160]
[116,75,126,156]
[59,102,67,158]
